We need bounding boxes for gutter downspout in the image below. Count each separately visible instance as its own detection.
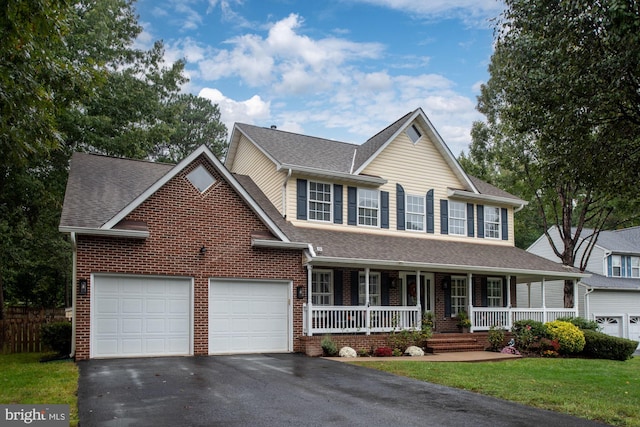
[70,232,77,359]
[584,285,595,320]
[514,203,526,213]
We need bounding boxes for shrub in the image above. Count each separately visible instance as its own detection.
[582,329,638,361]
[487,326,506,351]
[320,335,338,356]
[40,321,72,356]
[374,346,393,357]
[392,348,403,357]
[512,320,547,351]
[545,320,585,354]
[556,316,599,331]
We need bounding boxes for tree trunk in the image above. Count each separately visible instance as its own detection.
[563,279,574,309]
[0,273,4,320]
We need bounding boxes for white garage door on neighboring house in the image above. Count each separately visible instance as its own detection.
[629,317,640,350]
[209,279,291,354]
[596,316,623,338]
[92,275,192,359]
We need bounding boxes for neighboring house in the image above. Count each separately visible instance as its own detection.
[525,226,640,348]
[60,108,586,360]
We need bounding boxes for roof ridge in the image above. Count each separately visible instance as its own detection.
[236,122,358,148]
[361,110,416,145]
[75,151,176,167]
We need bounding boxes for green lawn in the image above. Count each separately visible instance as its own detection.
[353,356,640,427]
[0,353,79,426]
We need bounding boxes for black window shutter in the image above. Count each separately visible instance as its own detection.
[467,203,474,237]
[381,191,389,229]
[440,200,449,234]
[396,184,405,230]
[296,179,307,220]
[481,277,488,307]
[502,277,508,307]
[350,271,359,305]
[477,205,485,238]
[444,277,452,317]
[426,189,434,233]
[381,272,390,306]
[333,270,343,305]
[501,208,508,240]
[333,184,343,224]
[347,187,357,225]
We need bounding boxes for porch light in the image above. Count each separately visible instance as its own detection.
[78,279,88,296]
[441,278,449,290]
[296,286,304,299]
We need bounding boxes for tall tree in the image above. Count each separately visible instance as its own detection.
[476,0,640,306]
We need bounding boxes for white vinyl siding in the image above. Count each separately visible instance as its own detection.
[451,276,467,316]
[312,270,333,305]
[406,194,425,231]
[358,272,381,306]
[449,201,466,236]
[487,278,503,307]
[308,181,332,222]
[484,206,501,239]
[358,189,379,227]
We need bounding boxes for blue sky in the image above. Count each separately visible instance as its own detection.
[134,0,504,155]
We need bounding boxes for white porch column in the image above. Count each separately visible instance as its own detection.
[541,277,547,323]
[306,265,313,336]
[365,267,371,335]
[467,273,473,331]
[506,275,512,308]
[573,279,579,316]
[415,270,421,309]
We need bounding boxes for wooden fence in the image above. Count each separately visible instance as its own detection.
[0,308,67,354]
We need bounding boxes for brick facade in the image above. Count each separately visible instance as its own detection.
[74,156,307,360]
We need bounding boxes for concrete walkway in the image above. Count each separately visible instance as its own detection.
[328,350,522,363]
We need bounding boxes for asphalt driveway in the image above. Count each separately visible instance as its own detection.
[78,354,605,427]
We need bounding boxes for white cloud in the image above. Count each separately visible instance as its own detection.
[198,88,271,130]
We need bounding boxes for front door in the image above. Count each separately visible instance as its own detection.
[403,273,434,313]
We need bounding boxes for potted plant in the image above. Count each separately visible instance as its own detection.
[456,310,471,333]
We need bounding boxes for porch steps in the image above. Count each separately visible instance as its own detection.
[425,333,485,353]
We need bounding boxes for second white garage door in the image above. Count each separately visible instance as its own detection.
[209,279,291,354]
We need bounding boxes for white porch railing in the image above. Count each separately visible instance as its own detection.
[303,304,578,335]
[303,304,421,336]
[471,307,577,331]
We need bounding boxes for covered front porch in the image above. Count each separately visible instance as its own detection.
[302,265,583,337]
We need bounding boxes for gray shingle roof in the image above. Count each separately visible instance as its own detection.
[60,153,173,229]
[581,273,640,290]
[467,175,525,202]
[577,227,640,254]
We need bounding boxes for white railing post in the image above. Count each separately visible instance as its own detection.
[307,265,314,336]
[467,273,473,332]
[365,268,370,335]
[541,277,547,324]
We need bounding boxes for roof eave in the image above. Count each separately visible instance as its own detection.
[279,164,387,185]
[448,189,528,208]
[59,226,149,239]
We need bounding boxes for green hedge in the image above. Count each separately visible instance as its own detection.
[40,322,72,356]
[582,329,638,361]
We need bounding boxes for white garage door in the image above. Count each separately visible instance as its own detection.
[629,317,640,350]
[209,280,290,354]
[92,275,192,358]
[596,316,623,338]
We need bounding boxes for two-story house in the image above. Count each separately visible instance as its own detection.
[525,226,640,348]
[60,108,585,359]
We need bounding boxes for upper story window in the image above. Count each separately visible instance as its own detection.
[632,257,640,278]
[611,255,622,277]
[308,181,332,222]
[186,165,216,193]
[406,124,422,144]
[449,201,466,236]
[358,272,381,306]
[406,194,425,231]
[487,278,503,307]
[312,270,333,305]
[484,206,501,239]
[358,189,379,227]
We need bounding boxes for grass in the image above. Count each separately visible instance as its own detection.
[0,353,79,426]
[352,356,640,426]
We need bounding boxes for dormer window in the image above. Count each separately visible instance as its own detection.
[611,255,621,277]
[186,165,215,193]
[406,124,422,144]
[632,257,640,278]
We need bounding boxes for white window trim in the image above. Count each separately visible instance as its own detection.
[308,180,333,223]
[483,206,501,240]
[358,272,381,306]
[449,201,467,236]
[611,255,622,277]
[311,269,334,306]
[631,257,640,278]
[357,188,380,227]
[406,194,425,231]
[450,276,467,316]
[487,277,503,307]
